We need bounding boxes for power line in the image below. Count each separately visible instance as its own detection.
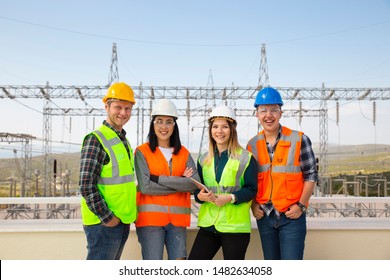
[7,99,42,114]
[2,15,390,47]
[267,18,390,45]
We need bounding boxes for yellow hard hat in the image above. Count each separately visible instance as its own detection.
[102,82,136,104]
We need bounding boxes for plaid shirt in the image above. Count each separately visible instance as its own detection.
[79,120,131,224]
[260,125,318,217]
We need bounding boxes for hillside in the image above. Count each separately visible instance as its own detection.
[0,153,81,196]
[0,144,389,196]
[316,144,390,175]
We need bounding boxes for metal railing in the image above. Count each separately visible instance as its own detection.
[1,196,390,220]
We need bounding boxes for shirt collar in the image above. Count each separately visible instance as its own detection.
[103,120,127,138]
[276,124,282,141]
[214,147,228,158]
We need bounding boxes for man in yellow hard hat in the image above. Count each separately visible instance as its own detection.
[79,82,137,259]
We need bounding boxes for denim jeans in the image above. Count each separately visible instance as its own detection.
[136,223,187,260]
[256,211,306,260]
[83,222,130,260]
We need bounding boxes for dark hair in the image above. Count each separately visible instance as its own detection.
[147,116,182,155]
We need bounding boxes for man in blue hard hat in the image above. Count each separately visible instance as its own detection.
[246,87,318,260]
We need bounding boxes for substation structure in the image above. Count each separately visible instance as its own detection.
[1,85,390,219]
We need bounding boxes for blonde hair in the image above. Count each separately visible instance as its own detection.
[202,118,242,165]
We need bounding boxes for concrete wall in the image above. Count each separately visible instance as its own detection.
[1,219,389,260]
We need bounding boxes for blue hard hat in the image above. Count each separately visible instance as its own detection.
[254,87,284,107]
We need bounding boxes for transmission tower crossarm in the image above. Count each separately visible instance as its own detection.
[2,86,390,100]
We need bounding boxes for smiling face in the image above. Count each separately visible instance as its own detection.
[153,116,175,147]
[105,99,133,131]
[210,118,231,152]
[256,104,282,135]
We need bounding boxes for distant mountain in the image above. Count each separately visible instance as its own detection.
[1,144,389,196]
[311,143,390,175]
[312,143,390,158]
[0,152,80,184]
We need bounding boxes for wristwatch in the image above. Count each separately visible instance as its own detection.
[297,202,307,213]
[230,194,236,204]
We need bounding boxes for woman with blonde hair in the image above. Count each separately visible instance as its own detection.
[188,105,258,260]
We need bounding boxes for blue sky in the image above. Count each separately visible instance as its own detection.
[1,0,390,156]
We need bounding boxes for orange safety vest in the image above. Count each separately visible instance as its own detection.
[135,143,192,227]
[247,126,303,212]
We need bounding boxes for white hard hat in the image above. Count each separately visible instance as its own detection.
[208,105,236,124]
[151,99,179,118]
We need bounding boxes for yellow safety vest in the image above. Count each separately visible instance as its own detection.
[197,148,252,233]
[81,125,137,225]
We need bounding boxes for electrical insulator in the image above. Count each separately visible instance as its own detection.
[336,101,339,125]
[53,159,57,177]
[373,101,376,126]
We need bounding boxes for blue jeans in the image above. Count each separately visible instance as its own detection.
[256,211,306,260]
[136,224,187,260]
[83,222,130,260]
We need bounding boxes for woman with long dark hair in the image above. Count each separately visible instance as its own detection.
[134,99,198,260]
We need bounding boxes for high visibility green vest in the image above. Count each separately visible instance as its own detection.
[81,125,137,225]
[197,148,252,233]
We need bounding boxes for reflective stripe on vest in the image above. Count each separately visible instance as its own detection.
[135,143,192,227]
[197,148,252,233]
[81,125,137,225]
[137,204,191,215]
[94,130,135,185]
[247,126,303,212]
[199,150,250,194]
[247,129,302,174]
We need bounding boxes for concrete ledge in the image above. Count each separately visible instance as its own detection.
[1,221,390,260]
[1,217,390,233]
[1,197,390,260]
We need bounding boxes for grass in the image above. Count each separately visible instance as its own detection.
[1,144,390,197]
[327,152,390,175]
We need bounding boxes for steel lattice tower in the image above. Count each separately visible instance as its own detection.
[2,42,390,199]
[0,133,34,197]
[198,70,214,156]
[319,83,329,195]
[2,84,389,198]
[108,43,119,85]
[256,43,270,132]
[258,43,270,88]
[42,82,52,197]
[136,82,145,147]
